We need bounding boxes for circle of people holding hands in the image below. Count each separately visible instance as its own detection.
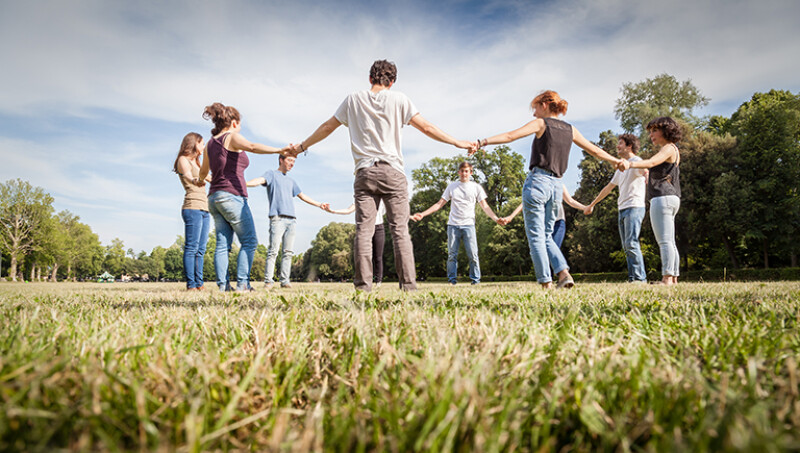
[174,60,682,293]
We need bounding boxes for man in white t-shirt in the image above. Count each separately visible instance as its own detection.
[584,134,648,282]
[289,60,475,292]
[411,162,502,285]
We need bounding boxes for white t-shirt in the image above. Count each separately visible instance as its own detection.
[334,90,419,175]
[610,155,647,210]
[441,180,487,226]
[375,201,385,226]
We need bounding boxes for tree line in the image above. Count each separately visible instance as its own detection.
[3,75,798,283]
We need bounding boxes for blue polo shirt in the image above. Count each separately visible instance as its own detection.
[262,169,302,218]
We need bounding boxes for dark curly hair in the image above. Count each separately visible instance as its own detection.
[369,60,397,87]
[618,133,640,154]
[203,102,241,136]
[646,117,682,144]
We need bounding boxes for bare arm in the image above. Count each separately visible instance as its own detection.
[584,182,616,214]
[562,186,588,211]
[478,199,501,223]
[411,198,448,221]
[499,203,524,225]
[409,114,475,152]
[176,156,198,184]
[246,177,266,188]
[572,128,621,166]
[228,132,285,155]
[197,143,211,184]
[481,119,544,147]
[326,203,356,215]
[630,144,679,169]
[293,116,342,155]
[297,193,329,210]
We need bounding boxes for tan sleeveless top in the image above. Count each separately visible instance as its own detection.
[179,159,209,211]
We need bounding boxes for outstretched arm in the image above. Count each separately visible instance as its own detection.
[478,200,501,223]
[583,182,615,214]
[292,116,342,156]
[409,114,476,153]
[499,203,524,226]
[326,203,356,215]
[572,128,623,168]
[246,177,267,188]
[630,144,678,169]
[411,198,448,222]
[229,132,287,155]
[479,119,544,149]
[562,186,589,212]
[297,193,329,211]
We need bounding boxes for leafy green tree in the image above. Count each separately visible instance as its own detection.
[0,179,55,281]
[614,73,709,145]
[103,238,126,277]
[728,90,800,267]
[306,222,356,280]
[163,246,183,280]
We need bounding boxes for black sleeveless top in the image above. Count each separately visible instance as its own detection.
[647,145,681,201]
[529,118,573,177]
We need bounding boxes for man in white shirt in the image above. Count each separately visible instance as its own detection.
[411,162,502,285]
[290,60,475,291]
[584,134,648,282]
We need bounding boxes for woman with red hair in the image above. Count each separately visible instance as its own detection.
[477,90,624,289]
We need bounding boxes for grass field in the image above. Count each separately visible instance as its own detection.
[1,281,799,452]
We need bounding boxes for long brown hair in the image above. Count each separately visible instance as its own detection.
[173,132,203,173]
[203,102,241,135]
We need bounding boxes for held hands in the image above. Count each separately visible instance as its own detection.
[496,217,511,226]
[583,205,594,216]
[410,213,424,222]
[193,177,206,187]
[454,140,479,157]
[319,203,330,211]
[616,159,631,171]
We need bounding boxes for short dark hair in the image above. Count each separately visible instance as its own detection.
[458,161,473,171]
[618,133,640,154]
[646,117,682,143]
[369,60,397,87]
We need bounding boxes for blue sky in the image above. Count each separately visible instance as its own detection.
[1,0,799,254]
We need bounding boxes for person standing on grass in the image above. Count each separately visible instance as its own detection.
[501,184,588,249]
[174,132,210,291]
[476,90,624,289]
[325,201,387,287]
[246,155,329,289]
[411,161,502,285]
[623,117,682,285]
[197,102,290,292]
[584,134,648,283]
[287,59,476,292]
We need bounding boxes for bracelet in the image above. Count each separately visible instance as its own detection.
[300,143,307,155]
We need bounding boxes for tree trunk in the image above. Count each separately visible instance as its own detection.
[9,256,17,282]
[763,239,769,269]
[50,263,59,282]
[792,251,798,268]
[721,235,740,268]
[30,265,35,282]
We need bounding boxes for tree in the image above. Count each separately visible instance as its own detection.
[103,238,126,277]
[306,222,356,280]
[0,179,55,281]
[728,90,800,268]
[614,73,709,144]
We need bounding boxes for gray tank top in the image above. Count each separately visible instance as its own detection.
[647,145,681,200]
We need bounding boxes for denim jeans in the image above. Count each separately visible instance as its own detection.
[208,190,258,291]
[446,225,480,284]
[181,209,210,289]
[522,168,569,283]
[265,216,296,285]
[650,195,680,276]
[552,219,566,249]
[618,207,647,282]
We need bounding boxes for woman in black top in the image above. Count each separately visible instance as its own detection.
[628,117,682,285]
[478,90,623,289]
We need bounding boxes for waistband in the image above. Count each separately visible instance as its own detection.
[529,167,558,177]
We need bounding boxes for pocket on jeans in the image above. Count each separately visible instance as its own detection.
[525,181,549,205]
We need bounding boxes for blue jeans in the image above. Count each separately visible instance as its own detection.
[182,209,210,289]
[208,190,258,291]
[446,225,480,284]
[265,216,296,285]
[522,168,569,284]
[650,195,680,276]
[552,219,566,249]
[618,207,646,282]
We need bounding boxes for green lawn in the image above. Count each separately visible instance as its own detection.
[1,281,799,452]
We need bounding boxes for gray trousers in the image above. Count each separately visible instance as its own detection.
[353,162,416,291]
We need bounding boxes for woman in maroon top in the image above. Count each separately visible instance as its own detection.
[197,102,289,292]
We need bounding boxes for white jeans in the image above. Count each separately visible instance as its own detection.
[650,195,680,276]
